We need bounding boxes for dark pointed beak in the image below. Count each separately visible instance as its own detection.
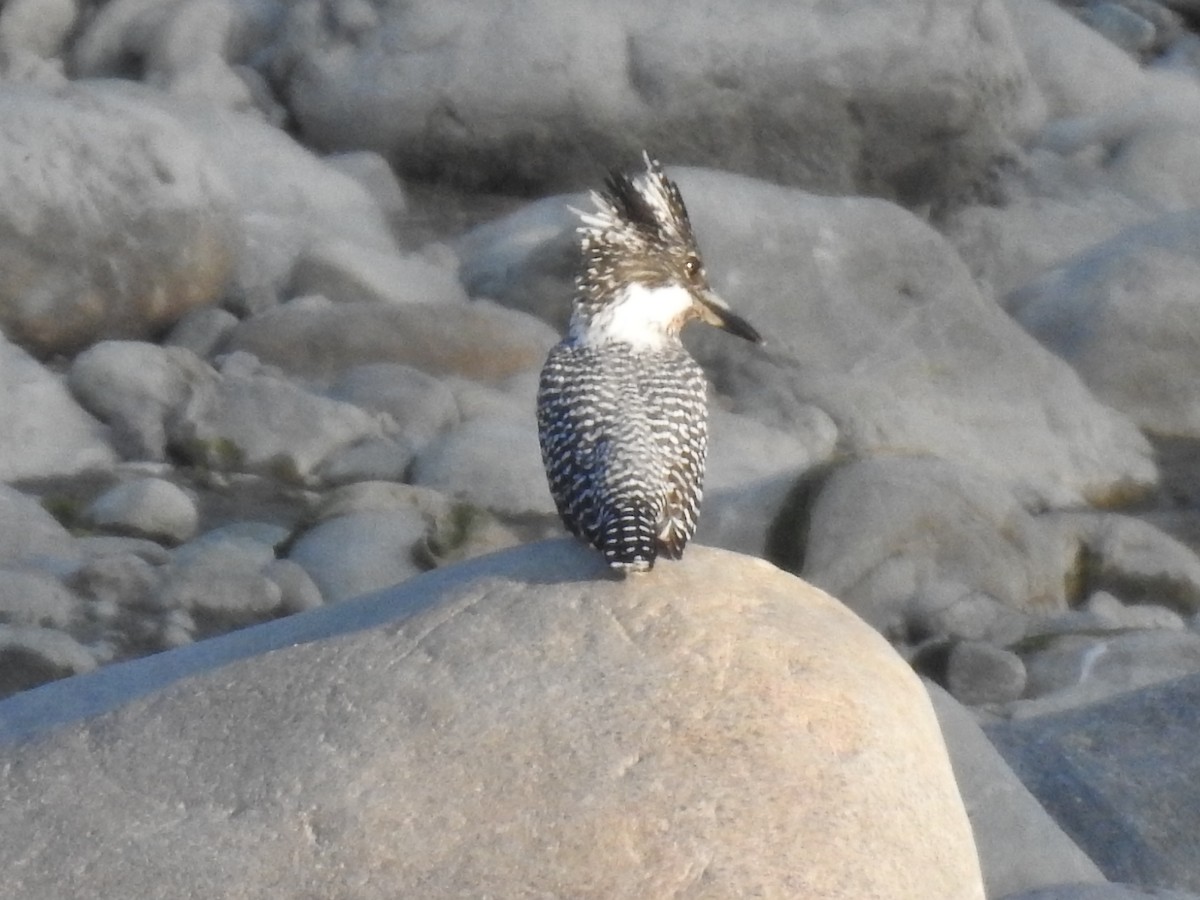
[694,289,762,344]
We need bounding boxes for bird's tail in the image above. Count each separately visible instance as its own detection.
[600,501,658,573]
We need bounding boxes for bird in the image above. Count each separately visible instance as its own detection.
[536,152,762,573]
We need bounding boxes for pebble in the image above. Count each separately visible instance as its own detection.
[1083,590,1186,630]
[167,370,386,484]
[262,559,325,613]
[68,340,218,461]
[946,640,1028,706]
[163,307,239,358]
[83,478,200,545]
[0,568,81,629]
[0,624,96,698]
[286,509,427,603]
[316,435,415,486]
[67,552,162,611]
[1077,1,1158,55]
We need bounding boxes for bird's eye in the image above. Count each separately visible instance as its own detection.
[684,256,702,280]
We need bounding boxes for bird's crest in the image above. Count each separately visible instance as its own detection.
[573,152,705,307]
[577,152,696,252]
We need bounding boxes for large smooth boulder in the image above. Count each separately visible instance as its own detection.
[89,81,406,309]
[0,82,237,356]
[780,455,1073,634]
[274,0,1039,206]
[1006,211,1200,438]
[0,542,983,899]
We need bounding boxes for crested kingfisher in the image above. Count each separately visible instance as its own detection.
[536,153,762,572]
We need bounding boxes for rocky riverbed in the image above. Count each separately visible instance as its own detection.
[2,0,1200,896]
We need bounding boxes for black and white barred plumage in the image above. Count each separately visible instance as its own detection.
[537,153,761,573]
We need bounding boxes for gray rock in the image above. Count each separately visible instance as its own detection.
[1008,212,1200,438]
[793,456,1074,635]
[411,417,553,517]
[225,299,557,383]
[0,336,116,480]
[92,82,402,310]
[276,0,1036,208]
[455,194,583,328]
[70,0,258,112]
[0,83,237,356]
[1003,0,1146,119]
[999,884,1200,900]
[1055,512,1200,614]
[322,150,408,221]
[909,584,1031,646]
[287,238,467,306]
[678,168,1155,506]
[0,543,984,898]
[1077,2,1159,55]
[167,369,385,484]
[158,608,196,649]
[0,484,79,569]
[287,508,427,602]
[294,481,521,576]
[1010,630,1200,717]
[946,640,1028,706]
[443,373,531,423]
[163,306,239,358]
[944,153,1156,297]
[0,0,77,61]
[67,553,162,611]
[82,478,199,545]
[65,550,177,660]
[695,405,838,556]
[1107,122,1200,212]
[172,526,279,570]
[0,624,95,698]
[327,363,460,451]
[0,569,80,629]
[987,673,1200,891]
[158,541,283,631]
[926,683,1106,898]
[315,435,414,486]
[68,341,219,461]
[1084,590,1185,631]
[73,536,172,567]
[179,521,289,561]
[262,559,324,614]
[1111,0,1186,52]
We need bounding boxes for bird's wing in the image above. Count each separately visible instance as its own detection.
[644,358,708,558]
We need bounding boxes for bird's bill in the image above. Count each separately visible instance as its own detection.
[694,289,762,344]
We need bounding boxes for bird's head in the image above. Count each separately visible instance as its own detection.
[569,153,761,349]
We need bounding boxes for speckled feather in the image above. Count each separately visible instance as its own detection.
[538,154,742,572]
[538,341,708,569]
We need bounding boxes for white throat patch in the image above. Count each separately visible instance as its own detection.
[572,283,694,350]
